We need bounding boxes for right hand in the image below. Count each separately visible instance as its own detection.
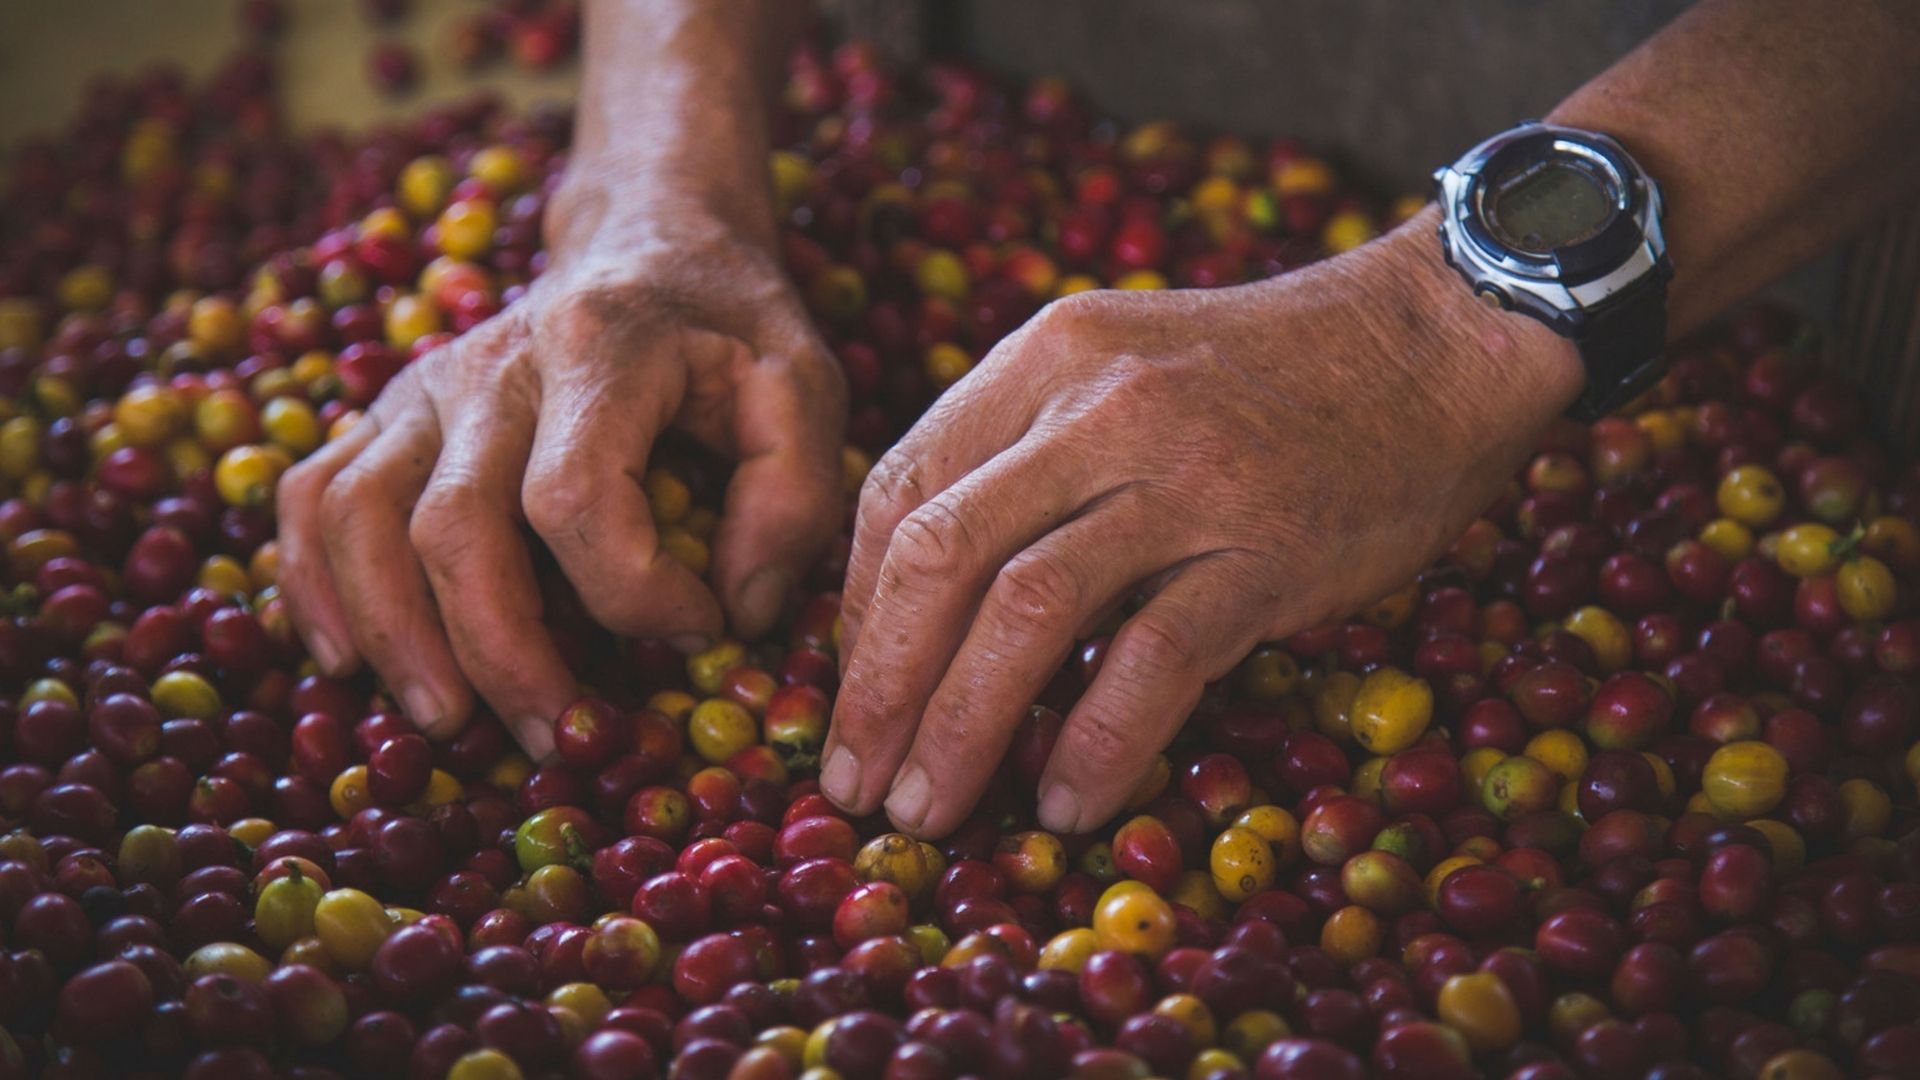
[276,216,846,759]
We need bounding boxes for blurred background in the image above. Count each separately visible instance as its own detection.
[2,0,1845,320]
[4,0,1687,190]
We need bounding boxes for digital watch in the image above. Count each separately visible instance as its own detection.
[1434,122,1672,421]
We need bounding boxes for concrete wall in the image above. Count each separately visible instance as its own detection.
[3,0,1687,182]
[941,0,1690,192]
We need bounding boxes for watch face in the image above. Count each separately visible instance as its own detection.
[1483,155,1618,255]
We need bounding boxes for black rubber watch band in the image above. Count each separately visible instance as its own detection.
[1566,257,1674,422]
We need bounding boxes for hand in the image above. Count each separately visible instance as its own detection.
[820,212,1583,838]
[277,218,846,759]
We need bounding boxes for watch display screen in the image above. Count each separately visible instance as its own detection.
[1484,158,1617,255]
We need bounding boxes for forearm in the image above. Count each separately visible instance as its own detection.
[1368,0,1920,448]
[549,0,804,259]
[1550,0,1920,336]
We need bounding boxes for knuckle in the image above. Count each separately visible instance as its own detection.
[1113,610,1199,683]
[408,483,482,564]
[542,285,643,346]
[521,470,606,542]
[1033,290,1107,339]
[317,466,385,541]
[889,499,976,580]
[858,450,925,522]
[1065,710,1132,772]
[277,460,324,509]
[993,553,1083,632]
[792,343,850,418]
[830,669,901,743]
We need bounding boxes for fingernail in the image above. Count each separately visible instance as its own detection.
[885,765,932,834]
[516,716,556,763]
[401,684,445,732]
[668,633,714,655]
[1038,784,1082,834]
[310,632,348,674]
[819,746,860,807]
[739,566,793,626]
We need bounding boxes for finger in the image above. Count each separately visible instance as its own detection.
[881,500,1163,838]
[821,435,1095,816]
[710,344,846,639]
[417,384,575,762]
[838,372,1033,666]
[1037,560,1273,834]
[522,343,722,649]
[276,413,381,675]
[319,414,478,741]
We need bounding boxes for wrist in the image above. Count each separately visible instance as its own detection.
[1367,206,1587,436]
[543,180,779,284]
[550,174,775,254]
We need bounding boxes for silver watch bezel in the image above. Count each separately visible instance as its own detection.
[1433,122,1667,329]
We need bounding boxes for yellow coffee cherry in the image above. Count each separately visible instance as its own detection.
[1037,928,1101,972]
[1563,606,1631,671]
[1437,971,1523,1053]
[1717,465,1785,527]
[1237,646,1300,702]
[214,444,292,507]
[1775,523,1843,577]
[1699,517,1755,560]
[189,296,244,356]
[687,640,747,695]
[1702,741,1788,818]
[1745,819,1805,876]
[923,342,972,388]
[1320,905,1382,967]
[1425,855,1483,907]
[1114,269,1167,290]
[1311,670,1361,742]
[1348,667,1432,754]
[399,155,455,216]
[1322,209,1377,254]
[1093,882,1177,957]
[1349,756,1388,805]
[1837,556,1897,621]
[546,982,612,1026]
[1524,729,1589,786]
[688,698,757,764]
[1838,778,1891,840]
[468,146,528,194]
[184,942,271,983]
[1153,993,1217,1046]
[1223,1009,1291,1060]
[1231,805,1300,868]
[644,468,692,525]
[449,1049,523,1080]
[312,888,395,970]
[915,250,969,301]
[1170,870,1229,922]
[152,670,221,720]
[1643,752,1677,801]
[1460,747,1508,794]
[330,765,372,819]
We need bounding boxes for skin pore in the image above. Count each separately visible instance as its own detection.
[279,0,1920,835]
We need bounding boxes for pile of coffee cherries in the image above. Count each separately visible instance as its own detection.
[0,12,1917,1080]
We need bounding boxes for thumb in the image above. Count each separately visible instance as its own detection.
[713,342,847,639]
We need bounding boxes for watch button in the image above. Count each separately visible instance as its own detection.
[1473,283,1510,310]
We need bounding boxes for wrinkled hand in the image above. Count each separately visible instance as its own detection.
[278,223,845,759]
[821,216,1581,837]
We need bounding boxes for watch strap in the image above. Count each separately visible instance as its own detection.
[1567,258,1673,422]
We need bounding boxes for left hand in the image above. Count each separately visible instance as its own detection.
[819,213,1583,838]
